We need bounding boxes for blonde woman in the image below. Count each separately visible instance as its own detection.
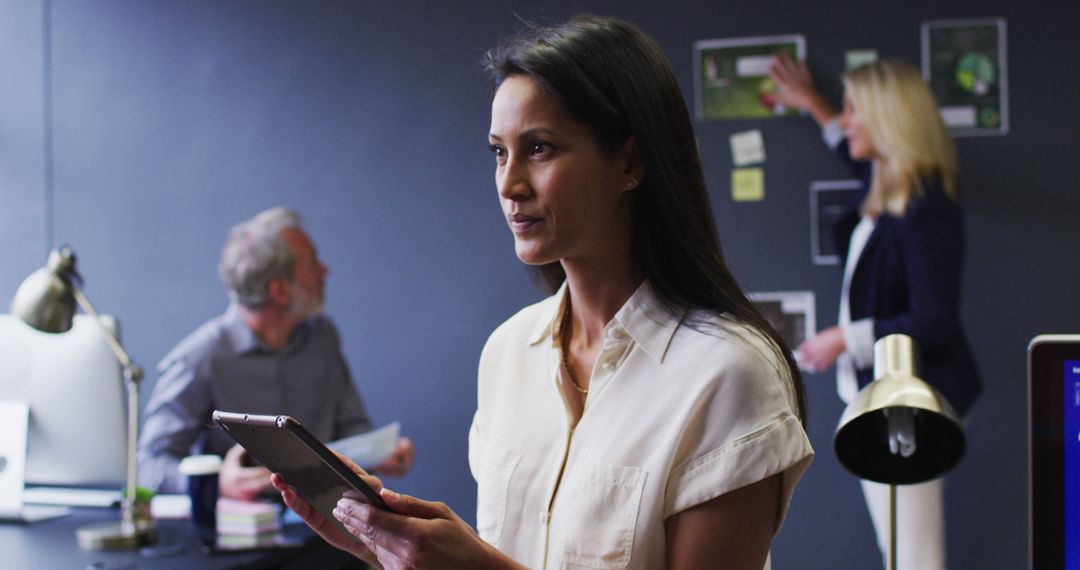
[770,56,981,569]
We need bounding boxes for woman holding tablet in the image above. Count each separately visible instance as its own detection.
[274,16,813,569]
[769,56,981,569]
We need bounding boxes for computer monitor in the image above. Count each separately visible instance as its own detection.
[0,314,127,488]
[1030,334,1080,569]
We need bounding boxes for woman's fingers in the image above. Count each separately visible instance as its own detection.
[269,472,287,492]
[331,451,386,492]
[331,492,516,569]
[332,492,462,562]
[797,327,846,372]
[273,474,379,564]
[769,54,793,80]
[334,499,419,561]
[380,488,453,520]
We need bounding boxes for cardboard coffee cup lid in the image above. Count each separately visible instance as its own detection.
[179,454,222,476]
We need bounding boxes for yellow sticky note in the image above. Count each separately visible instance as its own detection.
[732,168,764,202]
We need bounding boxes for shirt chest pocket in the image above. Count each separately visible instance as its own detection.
[474,440,522,545]
[553,463,647,569]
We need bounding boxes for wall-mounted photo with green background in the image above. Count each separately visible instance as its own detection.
[695,35,805,121]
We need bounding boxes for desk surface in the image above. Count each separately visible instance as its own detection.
[0,507,366,569]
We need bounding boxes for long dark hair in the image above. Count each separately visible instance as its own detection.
[483,15,806,423]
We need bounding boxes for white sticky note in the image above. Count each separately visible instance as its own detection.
[939,106,977,128]
[844,49,878,70]
[735,55,773,77]
[730,129,766,166]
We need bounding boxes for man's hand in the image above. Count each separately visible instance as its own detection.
[219,444,272,500]
[371,437,415,478]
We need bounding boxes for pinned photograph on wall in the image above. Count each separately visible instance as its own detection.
[810,179,863,265]
[732,167,764,202]
[844,49,877,70]
[695,35,806,120]
[730,129,766,166]
[748,291,816,352]
[922,18,1008,136]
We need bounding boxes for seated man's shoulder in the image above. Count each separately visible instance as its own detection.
[305,313,341,340]
[158,313,236,372]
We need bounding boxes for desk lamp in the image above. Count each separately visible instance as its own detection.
[833,334,964,570]
[11,245,154,549]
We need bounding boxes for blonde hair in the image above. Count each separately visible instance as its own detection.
[844,60,957,217]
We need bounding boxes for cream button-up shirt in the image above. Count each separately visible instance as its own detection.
[469,281,813,569]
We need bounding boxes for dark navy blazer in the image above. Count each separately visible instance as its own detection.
[833,141,981,416]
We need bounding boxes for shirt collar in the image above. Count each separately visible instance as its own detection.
[223,304,262,354]
[527,281,569,347]
[223,304,312,355]
[526,280,682,363]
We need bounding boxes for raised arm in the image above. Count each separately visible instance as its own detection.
[769,54,838,128]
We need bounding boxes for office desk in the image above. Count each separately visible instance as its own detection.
[0,507,367,569]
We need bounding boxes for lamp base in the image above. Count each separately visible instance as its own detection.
[76,520,156,550]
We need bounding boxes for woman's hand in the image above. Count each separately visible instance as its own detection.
[271,472,382,567]
[333,489,526,570]
[768,55,837,127]
[796,326,847,373]
[272,456,384,565]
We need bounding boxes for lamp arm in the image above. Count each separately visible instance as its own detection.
[71,287,143,381]
[72,285,146,537]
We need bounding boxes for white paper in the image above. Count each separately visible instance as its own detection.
[730,129,766,166]
[328,421,400,468]
[844,49,878,70]
[735,55,773,77]
[151,494,191,519]
[939,106,977,127]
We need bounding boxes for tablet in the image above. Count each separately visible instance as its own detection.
[211,411,393,544]
[1029,335,1080,569]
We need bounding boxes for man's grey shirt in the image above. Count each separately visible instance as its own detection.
[137,305,373,493]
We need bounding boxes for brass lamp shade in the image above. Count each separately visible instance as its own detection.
[834,334,965,485]
[10,246,79,333]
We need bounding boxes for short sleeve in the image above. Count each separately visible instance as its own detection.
[663,334,813,530]
[665,414,812,527]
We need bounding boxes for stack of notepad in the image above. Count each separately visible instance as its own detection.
[215,498,281,547]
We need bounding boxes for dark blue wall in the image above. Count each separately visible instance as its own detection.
[2,1,1077,568]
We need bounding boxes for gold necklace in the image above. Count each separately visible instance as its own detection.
[560,300,588,396]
